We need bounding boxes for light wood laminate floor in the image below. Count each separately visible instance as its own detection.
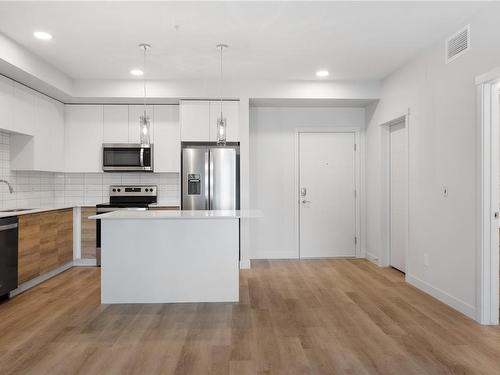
[1,259,500,374]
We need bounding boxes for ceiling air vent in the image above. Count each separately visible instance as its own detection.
[445,25,470,64]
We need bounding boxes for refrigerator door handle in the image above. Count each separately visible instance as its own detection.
[205,150,210,210]
[209,150,214,210]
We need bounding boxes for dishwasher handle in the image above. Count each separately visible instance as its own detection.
[0,223,17,231]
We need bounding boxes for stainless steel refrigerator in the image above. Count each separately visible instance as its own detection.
[182,143,240,210]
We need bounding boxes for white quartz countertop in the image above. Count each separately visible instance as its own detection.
[89,209,263,220]
[0,205,75,219]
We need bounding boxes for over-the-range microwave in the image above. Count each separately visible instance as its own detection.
[102,144,154,172]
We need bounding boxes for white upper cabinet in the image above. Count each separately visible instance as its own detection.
[12,82,36,136]
[9,88,65,172]
[33,93,65,172]
[209,101,239,142]
[154,105,180,173]
[0,76,14,132]
[181,100,239,142]
[103,105,129,143]
[129,105,154,144]
[180,100,210,141]
[64,105,103,173]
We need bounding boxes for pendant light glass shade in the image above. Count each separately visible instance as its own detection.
[216,44,228,144]
[216,116,226,144]
[140,111,151,146]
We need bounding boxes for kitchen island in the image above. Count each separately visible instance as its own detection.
[90,210,241,304]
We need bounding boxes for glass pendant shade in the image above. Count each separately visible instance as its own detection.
[217,116,227,144]
[140,111,151,146]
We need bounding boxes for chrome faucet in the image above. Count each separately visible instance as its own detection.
[0,180,14,193]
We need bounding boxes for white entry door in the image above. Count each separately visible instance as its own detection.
[390,121,408,272]
[299,132,356,258]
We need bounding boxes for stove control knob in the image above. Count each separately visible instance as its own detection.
[145,188,149,192]
[117,188,121,192]
[112,188,116,192]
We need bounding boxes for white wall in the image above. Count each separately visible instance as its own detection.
[365,3,500,319]
[249,107,365,259]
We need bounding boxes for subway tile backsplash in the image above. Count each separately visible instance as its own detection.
[0,131,180,209]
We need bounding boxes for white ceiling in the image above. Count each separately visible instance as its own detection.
[0,1,487,81]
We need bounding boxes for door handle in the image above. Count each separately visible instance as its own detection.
[301,200,311,204]
[205,151,210,210]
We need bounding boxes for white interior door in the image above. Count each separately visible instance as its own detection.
[299,132,356,258]
[390,121,408,272]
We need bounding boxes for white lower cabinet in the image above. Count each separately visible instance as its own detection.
[64,105,103,173]
[153,105,180,173]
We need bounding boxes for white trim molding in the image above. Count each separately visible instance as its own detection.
[9,261,73,297]
[366,252,379,264]
[475,72,500,325]
[239,259,251,269]
[73,258,98,267]
[407,273,476,320]
[378,112,410,270]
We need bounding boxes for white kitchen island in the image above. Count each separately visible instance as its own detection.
[90,210,241,304]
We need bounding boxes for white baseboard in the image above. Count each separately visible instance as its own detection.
[366,252,379,264]
[250,251,299,260]
[73,258,98,267]
[406,273,476,320]
[10,261,73,297]
[240,259,251,269]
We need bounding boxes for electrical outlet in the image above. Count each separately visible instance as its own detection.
[443,186,448,198]
[424,253,430,267]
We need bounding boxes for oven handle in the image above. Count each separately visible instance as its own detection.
[140,148,144,167]
[96,207,148,213]
[0,223,17,231]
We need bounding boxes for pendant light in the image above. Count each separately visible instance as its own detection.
[139,43,151,146]
[216,43,228,144]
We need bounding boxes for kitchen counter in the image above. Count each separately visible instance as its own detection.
[90,209,262,220]
[0,205,76,219]
[98,209,248,304]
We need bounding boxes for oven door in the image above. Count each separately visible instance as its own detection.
[102,144,153,172]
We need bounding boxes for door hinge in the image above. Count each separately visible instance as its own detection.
[354,236,357,245]
[354,143,357,151]
[354,189,357,198]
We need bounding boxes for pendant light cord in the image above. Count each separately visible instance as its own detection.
[143,45,147,115]
[219,45,223,117]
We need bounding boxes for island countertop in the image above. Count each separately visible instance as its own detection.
[89,209,263,220]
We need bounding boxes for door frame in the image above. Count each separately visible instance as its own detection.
[294,128,362,259]
[475,67,500,325]
[379,113,410,272]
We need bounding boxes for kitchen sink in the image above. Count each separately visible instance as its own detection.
[0,208,33,213]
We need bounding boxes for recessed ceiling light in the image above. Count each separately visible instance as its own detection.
[130,69,144,76]
[316,70,329,78]
[33,31,52,41]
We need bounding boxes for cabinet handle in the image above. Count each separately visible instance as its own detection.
[0,223,17,231]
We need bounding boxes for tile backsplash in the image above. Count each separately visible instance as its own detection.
[0,131,180,209]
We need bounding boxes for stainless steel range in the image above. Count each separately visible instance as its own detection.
[95,185,157,266]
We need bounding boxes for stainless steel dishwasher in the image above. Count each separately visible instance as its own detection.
[0,216,18,298]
